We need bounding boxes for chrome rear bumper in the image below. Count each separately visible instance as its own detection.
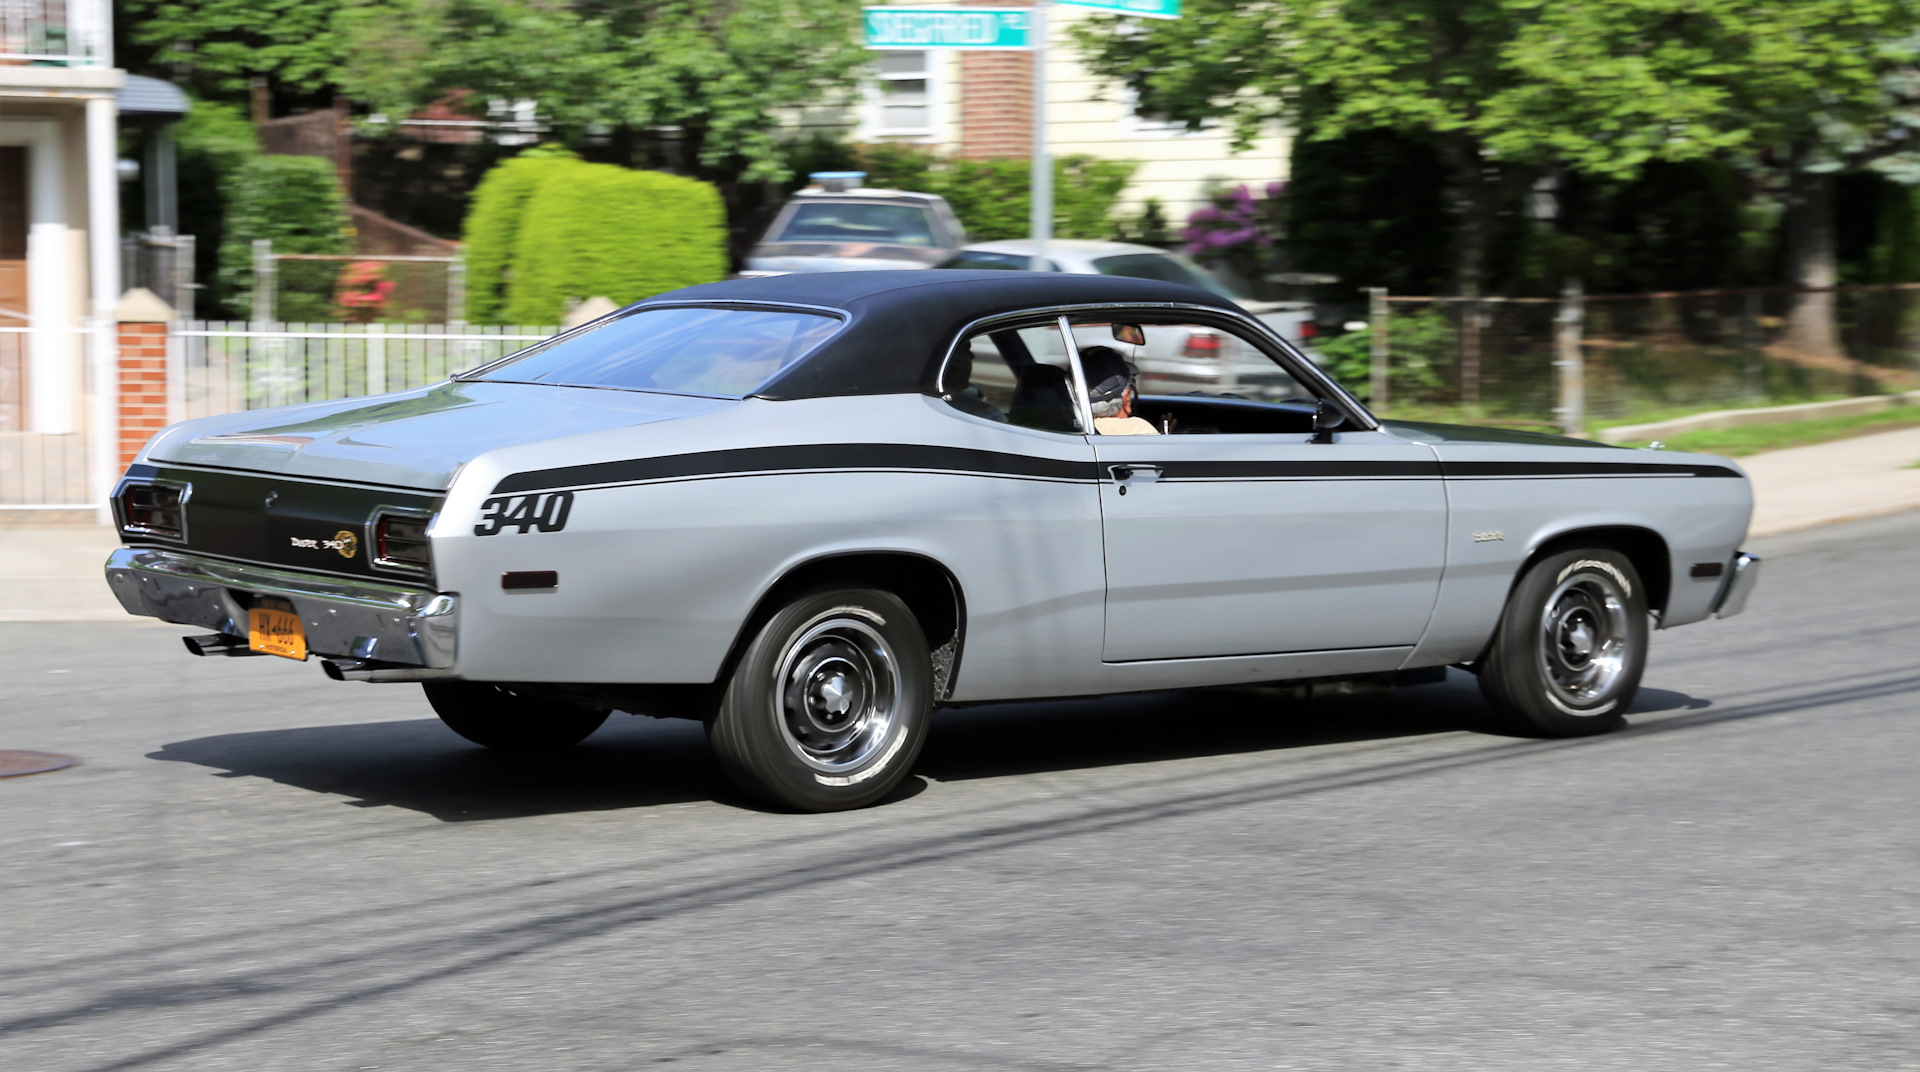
[104,546,457,668]
[1711,551,1761,619]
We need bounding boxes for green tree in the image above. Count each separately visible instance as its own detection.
[339,0,869,187]
[1072,0,1920,309]
[172,99,261,318]
[123,0,347,99]
[218,156,351,321]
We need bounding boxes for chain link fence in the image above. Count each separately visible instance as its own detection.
[1347,284,1920,432]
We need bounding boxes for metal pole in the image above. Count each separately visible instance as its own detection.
[1368,287,1390,411]
[174,234,197,320]
[1029,0,1051,273]
[1554,278,1585,436]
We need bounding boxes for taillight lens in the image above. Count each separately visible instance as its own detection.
[374,513,431,572]
[1183,331,1223,358]
[1298,321,1319,339]
[120,483,186,539]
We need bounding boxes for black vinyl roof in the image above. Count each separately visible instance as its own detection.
[637,270,1245,400]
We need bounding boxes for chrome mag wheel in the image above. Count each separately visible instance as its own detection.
[775,615,903,774]
[1536,567,1631,712]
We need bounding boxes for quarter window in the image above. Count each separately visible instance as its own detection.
[942,323,1083,434]
[472,306,841,398]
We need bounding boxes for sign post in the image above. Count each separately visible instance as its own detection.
[864,1,1179,272]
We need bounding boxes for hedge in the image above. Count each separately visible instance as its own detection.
[503,162,728,325]
[857,144,1138,242]
[460,153,582,324]
[216,155,349,321]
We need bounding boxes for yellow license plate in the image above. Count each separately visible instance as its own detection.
[248,599,308,661]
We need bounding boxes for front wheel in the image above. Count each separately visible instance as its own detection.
[421,681,610,752]
[1478,548,1648,737]
[706,588,932,812]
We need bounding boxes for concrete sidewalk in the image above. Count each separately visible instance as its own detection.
[1742,426,1920,536]
[5,427,1917,622]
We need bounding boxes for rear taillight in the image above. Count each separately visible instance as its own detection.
[1182,331,1223,358]
[1298,321,1319,339]
[373,513,432,572]
[119,482,187,540]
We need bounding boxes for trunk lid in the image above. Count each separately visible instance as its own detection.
[146,381,734,490]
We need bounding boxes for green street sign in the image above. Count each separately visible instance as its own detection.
[864,7,1033,49]
[1056,0,1181,18]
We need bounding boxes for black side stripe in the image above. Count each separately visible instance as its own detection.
[495,445,1744,494]
[1443,460,1743,479]
[492,444,1100,494]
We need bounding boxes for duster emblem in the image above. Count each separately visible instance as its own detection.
[332,530,359,559]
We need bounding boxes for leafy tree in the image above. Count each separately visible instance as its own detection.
[460,153,583,324]
[123,0,347,99]
[1072,0,1920,315]
[172,99,261,318]
[858,145,1138,241]
[339,0,869,187]
[218,156,350,321]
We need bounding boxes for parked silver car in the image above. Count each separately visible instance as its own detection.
[745,175,965,274]
[105,271,1758,812]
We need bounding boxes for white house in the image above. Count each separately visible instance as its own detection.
[800,1,1290,224]
[0,0,120,509]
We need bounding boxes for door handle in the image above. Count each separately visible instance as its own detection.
[1108,464,1163,481]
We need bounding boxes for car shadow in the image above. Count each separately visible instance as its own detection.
[147,673,1710,821]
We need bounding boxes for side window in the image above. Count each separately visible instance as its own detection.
[941,323,1083,434]
[1065,316,1319,435]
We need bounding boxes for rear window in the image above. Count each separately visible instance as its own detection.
[471,306,842,398]
[776,202,938,246]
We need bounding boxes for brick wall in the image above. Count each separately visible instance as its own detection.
[118,322,168,465]
[958,51,1032,160]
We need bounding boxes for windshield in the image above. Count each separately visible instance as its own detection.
[776,202,938,246]
[472,306,842,398]
[1092,252,1251,300]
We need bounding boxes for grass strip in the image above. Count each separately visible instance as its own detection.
[1619,405,1920,456]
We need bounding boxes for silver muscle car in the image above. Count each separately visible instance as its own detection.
[105,271,1761,812]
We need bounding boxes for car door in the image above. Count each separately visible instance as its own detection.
[1074,314,1449,663]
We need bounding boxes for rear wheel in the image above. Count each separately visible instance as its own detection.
[706,587,932,812]
[421,681,610,752]
[1478,548,1648,737]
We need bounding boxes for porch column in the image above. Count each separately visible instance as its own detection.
[86,94,122,522]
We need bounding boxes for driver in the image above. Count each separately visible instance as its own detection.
[1080,346,1158,436]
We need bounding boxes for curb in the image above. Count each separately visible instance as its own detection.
[1597,390,1920,444]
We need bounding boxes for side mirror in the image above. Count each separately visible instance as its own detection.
[1310,399,1347,444]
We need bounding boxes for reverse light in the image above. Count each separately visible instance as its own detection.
[372,512,432,572]
[118,482,188,540]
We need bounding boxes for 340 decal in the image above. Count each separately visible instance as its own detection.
[473,491,574,536]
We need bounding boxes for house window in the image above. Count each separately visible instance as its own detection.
[861,51,940,141]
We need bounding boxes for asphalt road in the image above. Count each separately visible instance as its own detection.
[3,512,1917,1072]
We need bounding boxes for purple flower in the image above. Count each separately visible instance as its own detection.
[1266,180,1286,199]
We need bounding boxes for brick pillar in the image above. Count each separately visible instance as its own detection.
[959,50,1033,160]
[114,287,176,466]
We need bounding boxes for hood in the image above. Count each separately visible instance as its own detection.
[144,381,735,490]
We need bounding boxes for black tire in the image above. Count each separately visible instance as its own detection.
[707,587,932,812]
[1478,548,1648,737]
[421,681,610,752]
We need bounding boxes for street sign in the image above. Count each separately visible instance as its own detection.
[864,7,1033,50]
[1056,0,1181,18]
